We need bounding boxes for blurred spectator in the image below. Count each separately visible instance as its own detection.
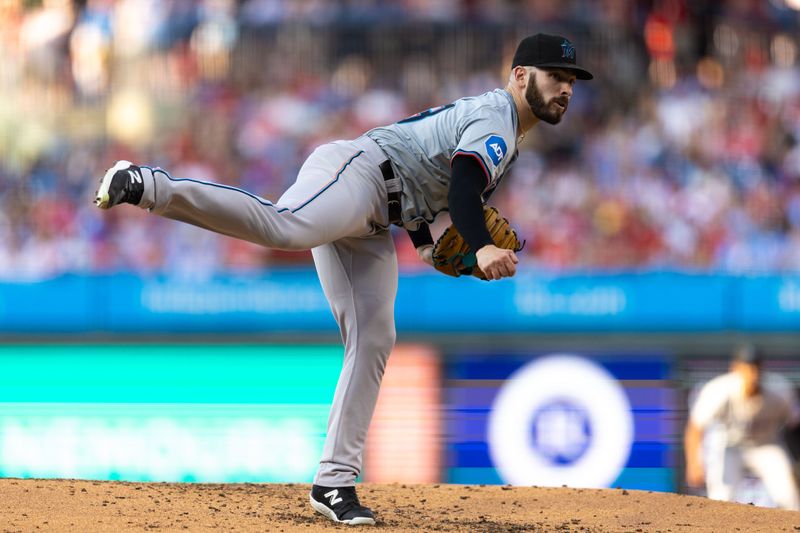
[1,0,799,279]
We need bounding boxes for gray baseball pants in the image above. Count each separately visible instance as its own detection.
[136,135,398,487]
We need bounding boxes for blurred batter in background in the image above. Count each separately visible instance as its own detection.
[684,344,800,509]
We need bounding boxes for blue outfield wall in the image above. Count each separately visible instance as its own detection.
[1,271,799,333]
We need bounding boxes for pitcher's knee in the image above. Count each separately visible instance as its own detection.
[362,329,396,360]
[380,336,396,359]
[386,328,397,350]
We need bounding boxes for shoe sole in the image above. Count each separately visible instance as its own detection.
[94,160,132,209]
[309,495,376,526]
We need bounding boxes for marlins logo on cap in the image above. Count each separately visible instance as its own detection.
[560,39,575,60]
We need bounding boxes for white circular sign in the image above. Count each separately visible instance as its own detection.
[488,355,633,488]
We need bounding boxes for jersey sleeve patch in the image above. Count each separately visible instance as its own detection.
[484,135,507,166]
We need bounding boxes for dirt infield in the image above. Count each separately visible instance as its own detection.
[1,479,798,532]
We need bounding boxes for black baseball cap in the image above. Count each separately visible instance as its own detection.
[512,33,593,80]
[732,343,763,366]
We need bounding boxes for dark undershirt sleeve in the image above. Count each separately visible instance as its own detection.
[406,224,433,249]
[449,154,494,251]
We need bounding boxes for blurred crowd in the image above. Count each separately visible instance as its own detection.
[1,0,800,279]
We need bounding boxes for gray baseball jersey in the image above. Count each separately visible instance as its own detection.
[367,88,520,229]
[690,371,800,509]
[106,88,522,490]
[690,372,795,447]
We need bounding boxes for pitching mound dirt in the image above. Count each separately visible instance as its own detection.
[0,479,798,532]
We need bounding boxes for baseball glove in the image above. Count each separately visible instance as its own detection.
[432,206,523,280]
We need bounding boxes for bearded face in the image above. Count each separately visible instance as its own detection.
[525,71,569,125]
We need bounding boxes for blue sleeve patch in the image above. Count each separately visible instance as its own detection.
[485,135,507,166]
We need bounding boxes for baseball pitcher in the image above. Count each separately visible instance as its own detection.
[95,34,592,525]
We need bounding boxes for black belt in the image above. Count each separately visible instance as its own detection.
[379,160,403,225]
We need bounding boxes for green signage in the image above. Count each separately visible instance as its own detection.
[0,345,343,482]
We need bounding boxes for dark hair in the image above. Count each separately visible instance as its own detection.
[732,343,763,366]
